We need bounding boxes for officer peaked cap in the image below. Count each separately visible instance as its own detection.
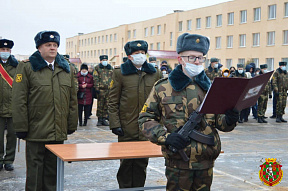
[124,40,148,56]
[279,62,287,66]
[0,39,14,49]
[34,31,60,49]
[176,33,210,55]
[100,55,108,61]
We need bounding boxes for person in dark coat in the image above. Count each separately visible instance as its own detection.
[78,63,94,126]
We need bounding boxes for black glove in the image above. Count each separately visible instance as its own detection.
[112,127,124,136]
[225,108,240,126]
[165,133,188,150]
[16,132,28,139]
[269,95,272,99]
[67,130,75,135]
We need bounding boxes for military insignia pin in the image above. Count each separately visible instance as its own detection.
[259,158,283,186]
[110,80,114,89]
[4,42,7,46]
[50,35,54,38]
[16,74,22,83]
[196,39,200,43]
[137,43,141,47]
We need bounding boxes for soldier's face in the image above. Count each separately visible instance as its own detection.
[38,42,58,61]
[178,50,203,67]
[0,47,11,53]
[128,50,146,60]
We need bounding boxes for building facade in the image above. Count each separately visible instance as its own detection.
[66,0,288,70]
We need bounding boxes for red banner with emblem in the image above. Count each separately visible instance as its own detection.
[0,64,13,88]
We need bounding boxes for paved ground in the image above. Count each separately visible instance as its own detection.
[1,99,288,191]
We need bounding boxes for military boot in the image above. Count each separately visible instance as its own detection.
[97,118,103,126]
[102,118,109,126]
[83,119,87,126]
[270,115,276,119]
[261,117,268,123]
[257,117,263,123]
[276,116,282,123]
[280,115,287,123]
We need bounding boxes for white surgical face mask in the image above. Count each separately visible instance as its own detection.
[131,53,146,66]
[256,72,260,75]
[81,71,88,76]
[162,71,167,74]
[0,52,10,60]
[214,63,218,68]
[238,69,243,74]
[263,69,268,73]
[223,72,229,77]
[281,66,286,71]
[150,62,156,67]
[102,61,108,66]
[183,58,204,77]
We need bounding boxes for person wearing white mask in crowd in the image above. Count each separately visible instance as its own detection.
[222,68,230,77]
[108,40,160,189]
[205,57,222,82]
[93,55,113,126]
[149,56,163,78]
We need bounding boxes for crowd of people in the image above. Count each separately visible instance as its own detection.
[0,30,287,191]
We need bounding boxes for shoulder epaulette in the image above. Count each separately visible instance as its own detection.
[154,77,168,86]
[22,59,30,63]
[114,65,120,69]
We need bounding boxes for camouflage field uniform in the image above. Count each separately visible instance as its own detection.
[204,65,222,82]
[139,65,236,191]
[272,68,288,117]
[257,71,271,118]
[93,63,113,119]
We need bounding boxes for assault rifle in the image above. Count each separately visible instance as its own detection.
[168,109,214,162]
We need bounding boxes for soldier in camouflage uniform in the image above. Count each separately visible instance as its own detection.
[257,64,272,123]
[272,62,288,123]
[139,33,239,191]
[93,55,113,126]
[205,57,222,82]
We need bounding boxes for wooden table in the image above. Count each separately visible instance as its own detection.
[46,141,163,191]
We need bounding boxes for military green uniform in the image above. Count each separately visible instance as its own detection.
[12,51,78,191]
[205,65,222,82]
[0,56,18,167]
[108,60,160,188]
[272,66,288,121]
[93,63,113,120]
[139,65,236,190]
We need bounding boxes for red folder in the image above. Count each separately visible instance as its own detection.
[199,71,274,114]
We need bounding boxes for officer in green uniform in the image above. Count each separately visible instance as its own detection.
[205,57,222,82]
[149,56,163,78]
[272,61,288,123]
[12,31,78,191]
[0,39,18,171]
[108,40,160,189]
[257,64,271,123]
[139,33,239,191]
[93,55,113,126]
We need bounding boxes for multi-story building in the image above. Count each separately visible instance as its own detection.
[66,0,288,71]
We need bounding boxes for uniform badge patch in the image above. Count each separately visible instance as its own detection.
[259,158,283,186]
[137,43,141,47]
[141,103,148,113]
[4,42,7,46]
[16,74,22,83]
[110,80,114,88]
[50,35,54,38]
[196,39,200,43]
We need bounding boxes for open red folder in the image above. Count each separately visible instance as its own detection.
[199,71,274,114]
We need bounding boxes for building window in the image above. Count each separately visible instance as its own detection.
[110,34,112,42]
[282,57,288,63]
[170,32,173,47]
[216,14,222,27]
[267,31,275,46]
[114,48,117,55]
[206,16,211,28]
[105,49,108,55]
[157,25,161,35]
[101,49,104,54]
[106,35,108,43]
[254,7,261,21]
[144,28,148,37]
[85,51,87,58]
[95,37,97,44]
[94,50,96,58]
[102,36,104,43]
[133,29,136,38]
[79,40,81,46]
[226,59,232,68]
[157,42,161,50]
[238,58,245,64]
[187,20,192,31]
[216,37,221,49]
[85,39,87,46]
[268,4,276,19]
[128,30,131,39]
[150,43,154,50]
[98,36,100,44]
[227,35,233,48]
[151,26,155,36]
[114,33,117,41]
[82,40,84,46]
[266,58,274,71]
[109,48,112,56]
[283,30,288,44]
[253,33,260,46]
[98,50,100,56]
[239,34,246,47]
[228,12,234,25]
[196,18,201,29]
[240,10,247,23]
[88,38,90,46]
[179,21,183,32]
[285,3,288,17]
[252,58,259,67]
[164,24,166,34]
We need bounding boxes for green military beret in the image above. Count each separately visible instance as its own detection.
[237,63,244,68]
[0,39,14,49]
[260,64,268,69]
[176,33,210,55]
[149,57,156,62]
[124,40,148,56]
[210,57,219,63]
[279,61,287,66]
[34,31,60,48]
[99,55,108,61]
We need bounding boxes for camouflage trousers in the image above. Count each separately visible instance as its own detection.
[165,166,213,191]
[257,95,268,117]
[96,89,109,118]
[276,91,287,115]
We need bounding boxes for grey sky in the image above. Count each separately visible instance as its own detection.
[2,0,229,55]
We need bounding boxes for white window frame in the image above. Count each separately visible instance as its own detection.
[157,42,161,50]
[283,30,288,45]
[238,58,245,64]
[150,43,154,50]
[267,31,275,46]
[128,30,131,39]
[216,36,221,49]
[240,10,247,24]
[268,4,276,19]
[254,7,261,21]
[133,29,136,38]
[179,21,183,32]
[226,59,232,68]
[157,25,161,35]
[285,3,288,17]
[187,20,192,31]
[170,32,173,47]
[253,33,260,47]
[144,28,148,37]
[239,34,246,47]
[252,58,259,67]
[151,26,155,36]
[228,12,234,25]
[216,14,222,27]
[196,18,201,29]
[114,33,117,41]
[266,58,274,71]
[206,16,211,28]
[227,36,233,48]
